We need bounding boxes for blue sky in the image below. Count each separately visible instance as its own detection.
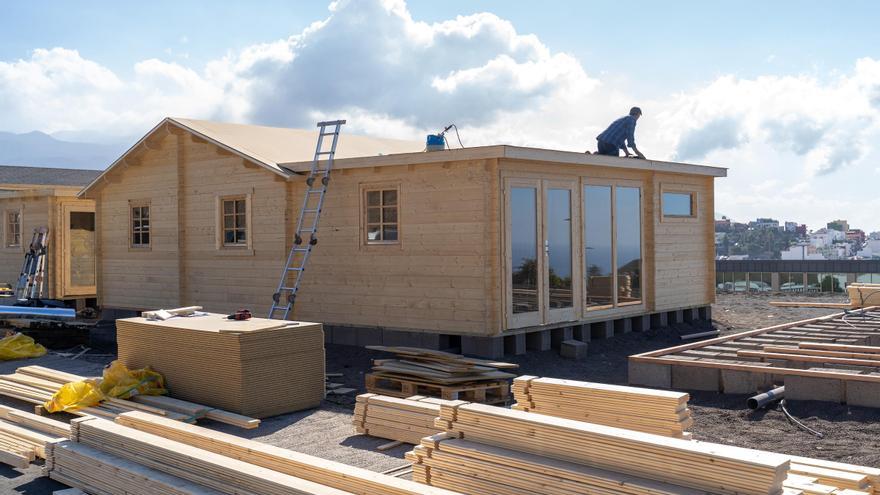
[2,1,880,231]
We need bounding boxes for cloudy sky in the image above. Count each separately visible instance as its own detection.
[2,0,880,231]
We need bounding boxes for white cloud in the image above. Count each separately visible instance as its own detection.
[1,0,880,230]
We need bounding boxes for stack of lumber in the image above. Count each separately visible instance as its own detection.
[0,365,259,429]
[783,455,880,494]
[353,393,446,444]
[46,410,464,495]
[365,346,517,404]
[417,401,791,495]
[511,376,693,438]
[0,404,68,468]
[116,313,325,417]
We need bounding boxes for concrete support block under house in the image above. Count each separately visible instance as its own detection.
[525,330,551,351]
[323,326,334,345]
[560,340,589,360]
[632,315,651,332]
[672,365,721,392]
[591,320,614,339]
[614,318,632,335]
[669,309,685,325]
[504,334,526,356]
[461,336,504,359]
[650,312,668,329]
[419,333,448,350]
[698,306,713,322]
[721,369,773,395]
[551,327,573,349]
[684,308,699,323]
[382,329,422,348]
[356,327,383,346]
[572,324,590,342]
[628,361,672,389]
[331,327,358,346]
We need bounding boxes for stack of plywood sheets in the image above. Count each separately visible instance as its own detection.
[511,376,693,438]
[353,393,445,444]
[424,401,791,495]
[116,313,325,417]
[365,346,517,404]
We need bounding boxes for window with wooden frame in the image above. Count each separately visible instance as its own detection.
[662,191,696,218]
[221,197,248,247]
[5,210,21,248]
[364,187,399,244]
[130,203,150,248]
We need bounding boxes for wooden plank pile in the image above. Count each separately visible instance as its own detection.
[365,346,517,404]
[511,376,693,438]
[44,410,463,495]
[0,365,259,429]
[783,456,880,495]
[415,401,791,495]
[116,313,326,417]
[353,393,446,444]
[0,404,68,468]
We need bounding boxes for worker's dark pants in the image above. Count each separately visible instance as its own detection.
[596,140,620,156]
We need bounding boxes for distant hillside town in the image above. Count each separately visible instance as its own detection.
[715,216,880,260]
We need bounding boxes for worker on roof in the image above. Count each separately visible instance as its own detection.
[595,107,645,159]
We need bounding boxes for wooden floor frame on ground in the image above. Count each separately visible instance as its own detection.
[629,307,880,388]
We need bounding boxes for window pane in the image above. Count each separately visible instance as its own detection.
[236,200,246,215]
[141,207,149,219]
[733,272,747,292]
[547,188,573,309]
[383,207,398,223]
[806,273,820,292]
[223,201,234,214]
[510,187,538,314]
[662,192,693,216]
[383,190,397,206]
[382,226,398,241]
[367,225,381,241]
[224,216,234,229]
[224,230,235,244]
[141,233,149,245]
[584,185,613,308]
[367,191,381,206]
[236,230,247,243]
[132,208,141,220]
[857,273,872,283]
[367,208,380,223]
[616,186,641,304]
[141,220,149,229]
[235,213,246,229]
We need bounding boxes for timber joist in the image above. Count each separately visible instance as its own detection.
[352,394,446,445]
[630,308,880,390]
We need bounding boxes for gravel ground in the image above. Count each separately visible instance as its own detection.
[0,292,877,493]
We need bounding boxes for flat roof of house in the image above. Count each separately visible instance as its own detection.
[0,164,102,188]
[80,118,727,197]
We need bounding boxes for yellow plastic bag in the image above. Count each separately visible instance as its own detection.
[0,333,47,360]
[98,360,167,399]
[44,379,104,413]
[43,360,167,413]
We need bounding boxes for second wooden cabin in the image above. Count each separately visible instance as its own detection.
[79,118,726,357]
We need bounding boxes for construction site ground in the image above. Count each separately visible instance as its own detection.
[1,291,878,494]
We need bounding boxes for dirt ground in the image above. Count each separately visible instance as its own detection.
[0,292,878,493]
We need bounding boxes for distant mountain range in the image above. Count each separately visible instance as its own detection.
[0,131,128,170]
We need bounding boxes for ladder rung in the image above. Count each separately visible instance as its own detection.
[316,151,334,155]
[302,208,320,213]
[286,267,303,271]
[320,131,338,136]
[292,247,310,252]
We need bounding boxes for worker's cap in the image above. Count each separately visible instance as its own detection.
[630,107,642,116]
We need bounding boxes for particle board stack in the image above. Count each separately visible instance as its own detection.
[353,393,446,444]
[420,401,791,495]
[0,365,259,429]
[365,346,517,404]
[116,313,325,417]
[511,376,693,438]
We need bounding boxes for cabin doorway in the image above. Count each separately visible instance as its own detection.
[504,178,579,329]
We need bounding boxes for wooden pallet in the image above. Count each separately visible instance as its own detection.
[366,374,509,404]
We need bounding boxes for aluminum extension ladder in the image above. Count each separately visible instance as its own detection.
[15,227,50,300]
[268,119,346,319]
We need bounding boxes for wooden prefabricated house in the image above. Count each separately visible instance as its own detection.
[79,118,726,357]
[0,165,101,303]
